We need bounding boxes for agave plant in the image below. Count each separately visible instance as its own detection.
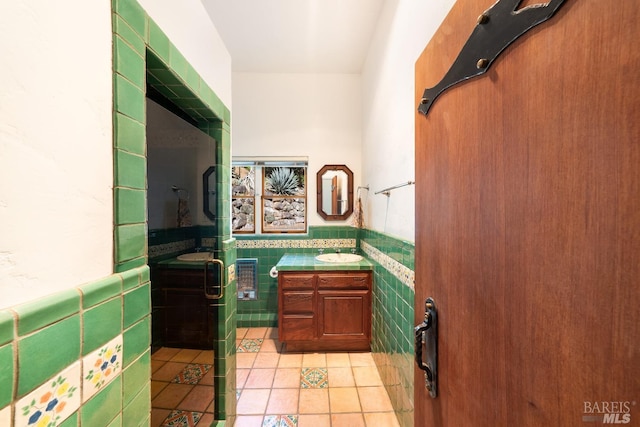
[265,167,300,195]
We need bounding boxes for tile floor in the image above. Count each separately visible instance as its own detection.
[151,347,216,427]
[235,327,400,427]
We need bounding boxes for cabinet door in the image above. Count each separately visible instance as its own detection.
[317,290,370,340]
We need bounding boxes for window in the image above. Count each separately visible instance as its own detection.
[232,158,308,234]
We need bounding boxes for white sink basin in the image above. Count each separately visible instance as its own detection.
[315,253,363,263]
[177,252,213,261]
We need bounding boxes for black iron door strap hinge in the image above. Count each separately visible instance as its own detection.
[418,0,567,116]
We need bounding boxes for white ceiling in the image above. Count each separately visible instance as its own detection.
[202,0,386,73]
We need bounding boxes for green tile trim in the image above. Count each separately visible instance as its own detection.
[0,343,13,407]
[115,257,146,273]
[114,112,145,155]
[123,351,150,406]
[123,283,150,328]
[0,309,14,346]
[112,0,147,40]
[115,187,146,224]
[123,316,150,367]
[115,224,146,264]
[114,149,146,189]
[18,315,81,397]
[113,14,145,56]
[59,412,78,427]
[148,19,170,63]
[80,274,123,309]
[14,289,80,336]
[114,74,145,123]
[123,381,150,426]
[114,35,145,89]
[82,298,122,355]
[81,375,122,426]
[119,266,144,291]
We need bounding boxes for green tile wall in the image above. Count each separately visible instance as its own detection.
[0,266,150,425]
[361,228,415,427]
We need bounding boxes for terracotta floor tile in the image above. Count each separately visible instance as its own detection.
[349,352,376,367]
[197,413,215,426]
[191,350,214,365]
[206,399,214,413]
[245,327,268,338]
[358,386,394,412]
[328,367,355,388]
[200,367,214,386]
[331,413,366,427]
[236,389,271,415]
[234,415,264,427]
[363,411,400,427]
[153,362,188,382]
[236,368,251,389]
[152,383,193,409]
[329,387,362,413]
[265,388,299,414]
[259,339,282,353]
[236,327,249,339]
[326,353,351,368]
[278,353,303,368]
[253,352,280,368]
[151,380,168,399]
[237,352,257,368]
[298,389,330,414]
[302,353,326,367]
[265,327,278,339]
[152,347,182,361]
[170,348,202,363]
[297,414,331,427]
[152,359,166,373]
[244,368,276,389]
[150,408,171,427]
[272,368,301,388]
[353,366,383,387]
[177,385,213,412]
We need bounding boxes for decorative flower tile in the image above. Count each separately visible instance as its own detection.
[361,241,415,290]
[263,415,298,427]
[171,364,211,385]
[300,368,328,389]
[228,264,236,282]
[237,338,263,353]
[15,362,81,427]
[161,410,202,427]
[236,238,355,249]
[82,335,123,402]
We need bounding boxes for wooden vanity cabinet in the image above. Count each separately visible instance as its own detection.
[151,267,215,349]
[278,270,372,352]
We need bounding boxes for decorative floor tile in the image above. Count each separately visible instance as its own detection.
[263,415,297,427]
[15,362,81,427]
[82,335,123,402]
[171,364,211,385]
[237,338,263,353]
[161,410,202,427]
[300,368,328,389]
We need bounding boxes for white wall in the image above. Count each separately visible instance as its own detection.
[0,0,232,309]
[361,0,455,242]
[231,73,362,227]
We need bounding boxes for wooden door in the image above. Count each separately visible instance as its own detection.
[414,1,640,426]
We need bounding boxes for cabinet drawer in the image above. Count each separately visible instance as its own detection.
[280,315,315,341]
[317,273,370,290]
[280,273,316,290]
[282,291,314,313]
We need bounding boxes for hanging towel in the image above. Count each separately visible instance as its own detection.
[351,196,365,229]
[177,197,192,227]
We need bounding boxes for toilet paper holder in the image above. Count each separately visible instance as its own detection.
[269,266,279,278]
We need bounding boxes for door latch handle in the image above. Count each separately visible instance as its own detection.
[204,258,225,300]
[415,297,437,398]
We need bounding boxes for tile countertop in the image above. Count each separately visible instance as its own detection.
[276,253,374,271]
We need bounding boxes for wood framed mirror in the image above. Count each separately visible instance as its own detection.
[316,164,353,221]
